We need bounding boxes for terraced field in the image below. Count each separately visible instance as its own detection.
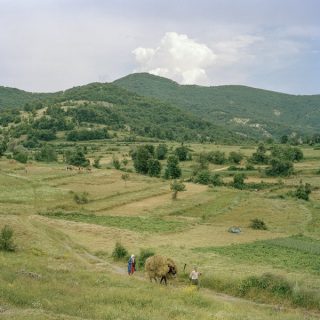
[0,143,320,319]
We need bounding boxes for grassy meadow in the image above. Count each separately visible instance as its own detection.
[0,142,320,319]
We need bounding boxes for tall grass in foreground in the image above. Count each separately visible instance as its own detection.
[1,250,317,320]
[200,273,320,310]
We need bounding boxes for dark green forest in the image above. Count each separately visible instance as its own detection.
[114,73,320,140]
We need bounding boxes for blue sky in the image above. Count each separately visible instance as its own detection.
[0,0,319,94]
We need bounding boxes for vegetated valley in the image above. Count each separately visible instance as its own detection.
[0,75,320,319]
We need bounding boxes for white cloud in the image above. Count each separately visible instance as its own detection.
[133,32,216,85]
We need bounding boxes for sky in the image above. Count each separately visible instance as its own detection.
[0,0,319,94]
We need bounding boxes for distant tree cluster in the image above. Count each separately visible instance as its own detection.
[130,145,162,177]
[67,128,110,141]
[35,144,58,162]
[33,115,74,131]
[248,144,304,177]
[65,148,90,167]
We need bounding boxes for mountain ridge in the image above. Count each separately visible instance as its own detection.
[114,73,320,139]
[1,73,319,141]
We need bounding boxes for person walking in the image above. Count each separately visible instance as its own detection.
[189,266,201,289]
[128,254,136,275]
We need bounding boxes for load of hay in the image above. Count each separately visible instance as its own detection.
[145,255,177,284]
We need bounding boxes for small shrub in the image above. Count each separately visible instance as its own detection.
[233,173,246,189]
[294,181,312,201]
[93,157,101,168]
[238,273,292,298]
[111,242,128,260]
[137,248,155,269]
[73,192,89,204]
[245,164,255,170]
[13,151,28,164]
[210,174,224,186]
[0,225,16,252]
[194,170,211,185]
[170,180,186,199]
[250,218,267,230]
[112,156,121,170]
[265,158,293,177]
[228,151,243,164]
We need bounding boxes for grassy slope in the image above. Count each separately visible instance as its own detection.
[114,73,320,137]
[1,143,320,318]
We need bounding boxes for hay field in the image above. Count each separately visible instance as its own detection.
[0,143,320,319]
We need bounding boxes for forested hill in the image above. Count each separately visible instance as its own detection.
[0,82,241,143]
[114,73,320,139]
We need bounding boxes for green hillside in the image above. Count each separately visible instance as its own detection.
[0,86,55,109]
[114,73,320,139]
[0,82,240,143]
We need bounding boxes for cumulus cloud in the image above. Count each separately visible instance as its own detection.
[133,32,216,85]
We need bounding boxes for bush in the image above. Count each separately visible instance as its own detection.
[245,164,255,170]
[233,173,246,189]
[175,145,189,161]
[132,145,153,174]
[34,144,57,162]
[155,144,168,160]
[73,192,89,204]
[164,156,181,179]
[111,242,128,260]
[250,144,269,164]
[0,225,16,252]
[239,273,292,298]
[207,150,226,164]
[294,182,312,201]
[270,145,303,162]
[112,156,121,170]
[170,180,186,199]
[194,170,211,185]
[147,159,162,177]
[250,218,267,230]
[211,174,224,186]
[137,248,155,269]
[93,157,101,168]
[265,158,293,177]
[228,151,243,164]
[67,148,90,167]
[13,151,28,164]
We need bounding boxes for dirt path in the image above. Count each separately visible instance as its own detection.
[213,166,229,172]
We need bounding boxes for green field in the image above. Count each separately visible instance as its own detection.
[0,142,320,319]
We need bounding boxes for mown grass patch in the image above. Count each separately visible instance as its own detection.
[168,190,245,219]
[40,211,188,233]
[196,235,320,274]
